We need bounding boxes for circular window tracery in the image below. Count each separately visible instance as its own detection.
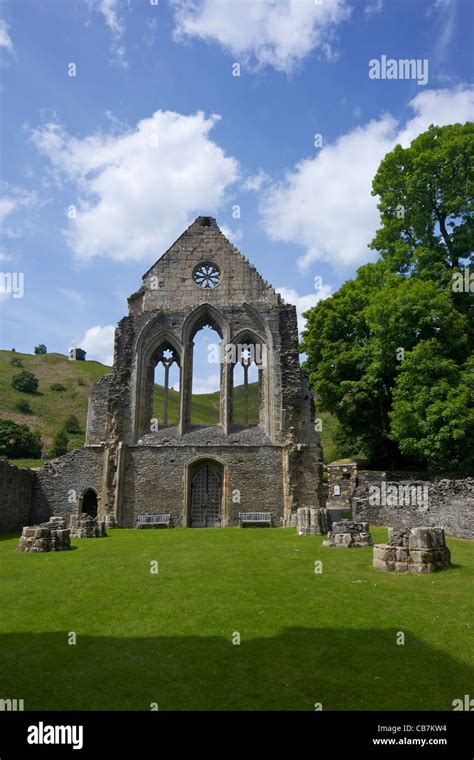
[193,262,221,289]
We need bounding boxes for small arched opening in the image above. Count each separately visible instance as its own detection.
[82,489,98,519]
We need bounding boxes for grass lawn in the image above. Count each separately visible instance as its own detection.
[0,527,472,711]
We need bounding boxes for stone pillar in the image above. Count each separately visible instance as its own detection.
[113,442,125,526]
[221,360,233,434]
[179,341,193,435]
[99,446,111,518]
[163,362,169,425]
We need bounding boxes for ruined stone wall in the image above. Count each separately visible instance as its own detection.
[353,471,474,540]
[121,445,285,528]
[86,374,113,444]
[32,448,105,524]
[131,217,279,314]
[0,460,35,532]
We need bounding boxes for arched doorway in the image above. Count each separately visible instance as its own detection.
[189,462,223,527]
[82,489,98,519]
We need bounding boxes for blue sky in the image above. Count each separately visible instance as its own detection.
[0,0,473,391]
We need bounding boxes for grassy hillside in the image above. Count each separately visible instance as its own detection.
[0,350,339,463]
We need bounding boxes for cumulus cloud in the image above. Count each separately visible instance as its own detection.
[261,86,474,272]
[0,20,13,52]
[276,284,333,333]
[171,0,350,73]
[31,110,239,261]
[76,324,115,365]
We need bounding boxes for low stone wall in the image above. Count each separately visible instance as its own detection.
[32,447,105,525]
[353,472,474,540]
[0,460,35,532]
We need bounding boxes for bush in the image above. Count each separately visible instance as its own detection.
[50,383,66,392]
[11,370,39,394]
[64,414,81,434]
[0,419,42,459]
[34,344,47,355]
[15,400,32,414]
[9,357,23,367]
[49,429,69,458]
[77,377,86,387]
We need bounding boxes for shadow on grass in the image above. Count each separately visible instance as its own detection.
[0,628,471,712]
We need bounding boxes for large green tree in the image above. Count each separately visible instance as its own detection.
[370,122,473,278]
[301,122,473,470]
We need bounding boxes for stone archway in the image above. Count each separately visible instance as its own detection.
[81,489,98,519]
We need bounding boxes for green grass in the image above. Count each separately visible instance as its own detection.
[7,459,46,469]
[0,527,472,711]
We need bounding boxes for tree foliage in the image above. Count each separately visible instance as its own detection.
[301,123,473,470]
[0,419,42,459]
[50,429,69,458]
[64,414,81,434]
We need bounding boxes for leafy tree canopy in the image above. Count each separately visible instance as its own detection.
[301,122,473,470]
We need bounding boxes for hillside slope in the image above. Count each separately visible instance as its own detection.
[0,350,338,463]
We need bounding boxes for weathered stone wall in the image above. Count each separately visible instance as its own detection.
[0,460,35,532]
[32,448,105,524]
[86,374,113,444]
[82,216,323,522]
[121,445,285,528]
[353,471,474,540]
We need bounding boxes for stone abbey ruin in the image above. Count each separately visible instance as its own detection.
[1,216,472,548]
[21,217,324,529]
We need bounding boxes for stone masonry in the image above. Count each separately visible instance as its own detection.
[17,521,71,553]
[69,513,107,538]
[322,520,373,548]
[296,506,330,535]
[22,217,323,528]
[373,526,452,574]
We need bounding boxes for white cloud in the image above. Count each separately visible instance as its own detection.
[0,185,37,238]
[97,0,123,35]
[88,0,127,67]
[75,324,115,365]
[276,285,332,333]
[241,169,270,192]
[364,0,383,17]
[171,0,350,73]
[261,86,474,272]
[190,373,221,394]
[0,20,13,52]
[219,224,242,244]
[31,110,239,261]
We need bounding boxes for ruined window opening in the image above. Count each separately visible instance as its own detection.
[191,324,221,425]
[152,344,180,428]
[232,342,261,426]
